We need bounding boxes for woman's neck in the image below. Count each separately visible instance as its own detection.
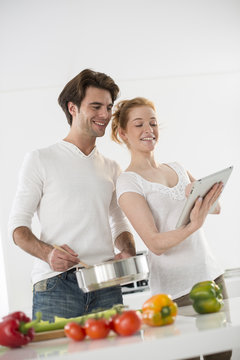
[127,150,159,172]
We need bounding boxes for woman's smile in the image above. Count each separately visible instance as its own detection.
[123,106,159,150]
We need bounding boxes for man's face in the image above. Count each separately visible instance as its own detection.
[72,86,113,138]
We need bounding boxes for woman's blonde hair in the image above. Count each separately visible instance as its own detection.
[111,97,156,144]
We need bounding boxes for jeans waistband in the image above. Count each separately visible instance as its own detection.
[66,267,77,274]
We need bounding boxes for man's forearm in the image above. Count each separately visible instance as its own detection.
[114,231,136,256]
[13,226,53,263]
[13,227,81,272]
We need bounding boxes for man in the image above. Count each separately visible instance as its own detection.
[9,69,135,321]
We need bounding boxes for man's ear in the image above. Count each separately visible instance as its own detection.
[118,127,128,142]
[68,102,78,117]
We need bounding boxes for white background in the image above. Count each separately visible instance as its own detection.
[0,0,240,317]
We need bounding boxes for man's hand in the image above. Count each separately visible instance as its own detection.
[47,244,80,272]
[114,249,134,260]
[13,227,81,271]
[114,231,136,260]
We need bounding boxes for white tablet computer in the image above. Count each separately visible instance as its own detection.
[176,166,233,228]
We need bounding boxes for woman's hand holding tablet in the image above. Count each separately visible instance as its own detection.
[176,166,233,228]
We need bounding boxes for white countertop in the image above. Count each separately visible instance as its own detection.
[1,297,240,360]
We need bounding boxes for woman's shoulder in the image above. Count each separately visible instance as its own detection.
[116,171,144,196]
[117,171,141,184]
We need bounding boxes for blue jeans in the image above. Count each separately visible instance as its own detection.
[32,269,123,322]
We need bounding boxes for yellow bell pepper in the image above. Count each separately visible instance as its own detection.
[141,294,178,327]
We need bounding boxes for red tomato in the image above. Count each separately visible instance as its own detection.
[112,310,141,336]
[64,322,86,341]
[84,318,110,340]
[108,314,119,332]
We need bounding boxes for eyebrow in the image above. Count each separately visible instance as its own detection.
[132,117,157,122]
[89,102,113,107]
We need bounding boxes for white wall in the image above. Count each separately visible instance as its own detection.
[0,0,240,316]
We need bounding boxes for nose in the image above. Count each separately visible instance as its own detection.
[98,107,109,119]
[143,123,154,133]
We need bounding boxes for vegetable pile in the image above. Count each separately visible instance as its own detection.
[0,281,224,348]
[64,309,141,341]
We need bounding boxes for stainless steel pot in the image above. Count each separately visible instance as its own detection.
[75,252,149,293]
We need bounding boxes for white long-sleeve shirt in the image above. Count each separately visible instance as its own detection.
[9,140,130,284]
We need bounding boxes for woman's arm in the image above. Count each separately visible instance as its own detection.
[118,182,223,255]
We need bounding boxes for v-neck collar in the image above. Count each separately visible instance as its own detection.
[59,140,97,159]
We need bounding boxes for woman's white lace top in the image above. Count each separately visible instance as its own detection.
[116,162,223,299]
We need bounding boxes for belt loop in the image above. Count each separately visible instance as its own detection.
[67,267,77,274]
[59,271,67,280]
[58,267,76,280]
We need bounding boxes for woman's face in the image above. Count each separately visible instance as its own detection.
[120,105,158,152]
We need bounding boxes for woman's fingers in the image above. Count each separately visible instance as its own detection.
[190,183,223,228]
[203,182,223,208]
[189,196,203,221]
[191,196,203,212]
[211,183,223,203]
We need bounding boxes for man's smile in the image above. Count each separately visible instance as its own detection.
[93,121,106,126]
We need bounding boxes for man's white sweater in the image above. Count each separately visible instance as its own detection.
[9,140,130,284]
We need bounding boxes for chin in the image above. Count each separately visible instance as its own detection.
[92,128,106,137]
[143,144,155,151]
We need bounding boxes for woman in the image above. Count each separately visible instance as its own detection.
[111,97,231,360]
[111,97,229,303]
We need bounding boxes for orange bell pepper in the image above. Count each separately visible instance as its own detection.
[141,294,178,327]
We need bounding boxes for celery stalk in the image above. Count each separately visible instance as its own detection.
[34,304,125,333]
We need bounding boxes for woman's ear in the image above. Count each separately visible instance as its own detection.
[68,102,78,117]
[118,127,128,142]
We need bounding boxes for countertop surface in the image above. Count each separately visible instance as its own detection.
[1,297,240,360]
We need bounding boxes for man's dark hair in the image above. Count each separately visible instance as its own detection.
[58,69,120,125]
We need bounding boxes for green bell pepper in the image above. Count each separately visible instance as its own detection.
[189,280,223,314]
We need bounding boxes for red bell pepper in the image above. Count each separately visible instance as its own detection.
[0,311,41,348]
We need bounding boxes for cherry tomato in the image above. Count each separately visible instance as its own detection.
[84,318,110,340]
[64,322,86,341]
[112,310,141,336]
[108,314,119,332]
